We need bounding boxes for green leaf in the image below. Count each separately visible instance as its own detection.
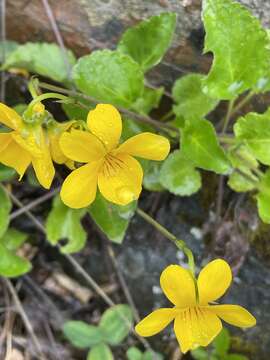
[228,144,259,171]
[171,116,186,130]
[202,0,270,99]
[234,110,270,165]
[73,50,144,108]
[13,103,28,116]
[132,87,164,115]
[0,41,18,63]
[46,196,87,254]
[256,169,270,224]
[228,171,257,193]
[26,168,40,187]
[142,351,164,360]
[160,150,201,196]
[121,118,153,142]
[99,304,133,345]
[87,343,114,360]
[227,145,259,192]
[143,161,164,192]
[191,348,209,360]
[181,119,231,174]
[2,42,76,83]
[225,355,249,360]
[0,243,31,277]
[63,321,103,349]
[172,74,218,118]
[117,12,176,72]
[253,30,270,93]
[62,97,91,121]
[0,184,12,237]
[1,228,28,251]
[89,193,136,243]
[127,347,143,360]
[213,328,230,356]
[0,164,16,181]
[253,75,270,93]
[126,347,164,360]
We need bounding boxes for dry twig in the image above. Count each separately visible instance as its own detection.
[4,279,47,360]
[41,0,72,80]
[7,189,154,352]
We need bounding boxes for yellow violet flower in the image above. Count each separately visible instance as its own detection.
[0,102,55,189]
[135,259,256,354]
[59,104,170,208]
[0,103,74,188]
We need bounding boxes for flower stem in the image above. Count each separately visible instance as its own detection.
[37,81,178,134]
[231,91,254,117]
[222,99,235,134]
[28,78,39,99]
[218,135,236,144]
[136,208,199,301]
[136,208,195,274]
[160,109,174,122]
[28,92,68,110]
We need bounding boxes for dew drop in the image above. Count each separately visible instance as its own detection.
[116,186,136,203]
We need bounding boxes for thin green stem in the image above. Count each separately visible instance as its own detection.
[137,208,175,241]
[136,208,198,301]
[38,81,178,135]
[234,168,260,185]
[175,239,196,276]
[28,92,68,111]
[231,91,254,117]
[218,135,236,144]
[136,209,195,273]
[253,167,264,178]
[233,148,264,178]
[160,109,174,122]
[28,78,39,99]
[222,99,235,134]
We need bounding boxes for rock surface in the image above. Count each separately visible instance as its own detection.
[6,0,270,87]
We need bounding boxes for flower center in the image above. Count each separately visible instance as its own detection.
[181,306,208,349]
[101,153,137,204]
[102,153,124,178]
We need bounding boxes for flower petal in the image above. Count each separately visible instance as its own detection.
[12,130,43,157]
[87,104,122,151]
[32,155,55,190]
[174,308,222,354]
[135,308,178,337]
[49,121,75,164]
[98,153,143,205]
[60,161,102,208]
[24,129,55,189]
[0,136,31,177]
[50,135,68,164]
[210,305,256,328]
[0,103,22,130]
[160,265,196,307]
[117,132,170,160]
[59,129,106,163]
[0,133,12,152]
[198,259,232,305]
[65,159,75,170]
